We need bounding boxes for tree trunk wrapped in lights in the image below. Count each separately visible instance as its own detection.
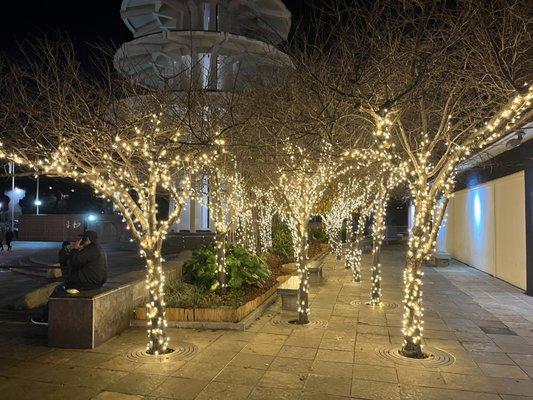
[323,200,349,260]
[346,212,366,282]
[287,217,310,324]
[206,169,247,292]
[368,185,389,306]
[344,216,353,269]
[255,189,276,253]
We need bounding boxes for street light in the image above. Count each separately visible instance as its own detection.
[87,214,97,222]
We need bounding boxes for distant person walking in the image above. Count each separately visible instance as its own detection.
[5,229,14,251]
[0,226,5,251]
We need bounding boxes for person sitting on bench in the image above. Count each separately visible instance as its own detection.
[66,230,108,290]
[31,230,108,325]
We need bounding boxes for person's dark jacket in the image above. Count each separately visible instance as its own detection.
[58,248,70,268]
[67,243,108,289]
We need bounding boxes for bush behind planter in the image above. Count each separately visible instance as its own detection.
[271,223,294,264]
[182,243,271,291]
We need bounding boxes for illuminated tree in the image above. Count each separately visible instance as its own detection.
[341,179,375,282]
[316,0,533,357]
[322,198,348,260]
[270,141,349,324]
[254,188,276,253]
[0,42,222,355]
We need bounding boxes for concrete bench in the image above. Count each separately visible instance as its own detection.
[361,237,372,253]
[48,284,132,349]
[48,251,191,349]
[433,252,451,267]
[277,275,300,311]
[308,252,328,284]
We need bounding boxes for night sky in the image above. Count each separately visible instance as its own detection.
[0,0,310,60]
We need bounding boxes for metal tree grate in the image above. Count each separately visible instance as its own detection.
[125,341,198,363]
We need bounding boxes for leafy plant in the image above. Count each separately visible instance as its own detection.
[308,226,327,242]
[182,243,271,291]
[182,245,218,291]
[271,223,294,263]
[226,244,271,289]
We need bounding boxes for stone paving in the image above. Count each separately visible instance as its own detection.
[1,245,533,399]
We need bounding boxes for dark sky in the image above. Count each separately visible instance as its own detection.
[0,0,310,59]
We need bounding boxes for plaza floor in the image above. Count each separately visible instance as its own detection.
[1,246,532,400]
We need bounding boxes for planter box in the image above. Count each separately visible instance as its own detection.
[135,279,288,323]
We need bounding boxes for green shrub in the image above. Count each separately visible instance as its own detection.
[226,244,271,288]
[309,226,327,243]
[271,223,294,263]
[165,281,219,308]
[182,243,271,291]
[164,281,246,309]
[182,245,218,291]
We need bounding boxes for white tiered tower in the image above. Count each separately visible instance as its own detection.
[115,0,292,232]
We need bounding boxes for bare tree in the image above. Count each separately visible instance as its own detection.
[0,41,223,355]
[311,0,532,357]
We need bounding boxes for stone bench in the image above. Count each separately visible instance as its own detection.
[48,284,132,349]
[277,275,300,311]
[308,252,328,284]
[433,252,451,267]
[361,237,373,253]
[48,251,191,349]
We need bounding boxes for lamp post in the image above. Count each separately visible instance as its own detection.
[35,175,41,215]
[9,162,14,231]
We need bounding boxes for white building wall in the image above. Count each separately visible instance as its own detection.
[437,171,526,289]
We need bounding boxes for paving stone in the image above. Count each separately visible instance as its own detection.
[0,377,59,399]
[477,363,530,379]
[269,356,314,374]
[241,341,283,356]
[353,364,397,383]
[194,381,253,400]
[91,391,143,400]
[300,390,351,400]
[258,370,306,389]
[305,373,352,396]
[44,385,100,400]
[227,352,274,370]
[470,351,516,365]
[400,384,501,399]
[311,360,353,378]
[285,335,322,348]
[279,345,317,360]
[396,367,447,388]
[104,372,167,395]
[351,378,401,400]
[214,365,265,386]
[171,361,223,380]
[2,250,533,399]
[315,349,353,363]
[248,386,301,400]
[320,338,355,351]
[150,376,206,399]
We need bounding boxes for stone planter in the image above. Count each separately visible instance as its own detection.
[135,277,290,323]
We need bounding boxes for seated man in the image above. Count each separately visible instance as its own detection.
[31,230,108,325]
[66,230,107,290]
